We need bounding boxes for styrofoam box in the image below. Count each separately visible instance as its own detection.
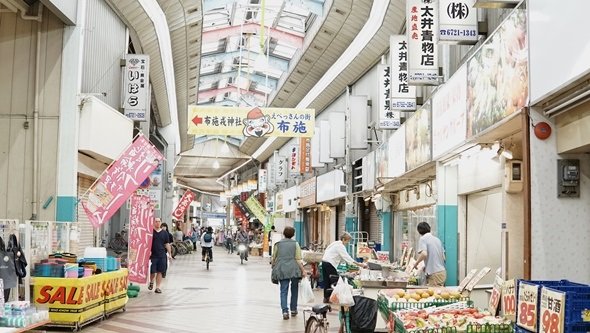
[84,247,107,259]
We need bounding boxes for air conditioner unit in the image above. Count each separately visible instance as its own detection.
[540,74,590,117]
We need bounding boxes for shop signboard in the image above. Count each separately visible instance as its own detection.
[390,35,417,111]
[81,133,164,228]
[128,194,154,284]
[245,196,267,223]
[432,65,467,159]
[540,287,566,333]
[439,0,478,43]
[275,153,287,185]
[388,126,406,178]
[405,103,432,171]
[123,54,150,121]
[502,279,517,321]
[407,0,440,85]
[362,151,376,192]
[172,190,195,220]
[299,137,312,174]
[298,177,316,208]
[467,7,528,137]
[275,191,283,212]
[258,169,267,193]
[517,281,540,332]
[378,65,400,129]
[188,106,315,138]
[283,186,299,213]
[316,170,346,202]
[288,143,300,178]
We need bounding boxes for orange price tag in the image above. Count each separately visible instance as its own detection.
[540,287,565,333]
[517,282,540,331]
[502,279,517,321]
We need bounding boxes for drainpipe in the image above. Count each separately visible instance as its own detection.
[31,4,43,220]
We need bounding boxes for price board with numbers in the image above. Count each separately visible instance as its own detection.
[502,279,517,321]
[540,287,565,333]
[517,281,540,331]
[489,275,504,316]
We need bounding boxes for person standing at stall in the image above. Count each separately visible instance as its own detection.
[149,218,173,294]
[412,222,446,286]
[320,232,367,303]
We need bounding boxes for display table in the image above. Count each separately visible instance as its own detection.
[0,320,51,333]
[31,269,128,330]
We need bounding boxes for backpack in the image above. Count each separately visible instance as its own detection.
[204,233,212,243]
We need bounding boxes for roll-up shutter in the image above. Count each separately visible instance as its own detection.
[337,203,346,239]
[77,176,98,253]
[369,203,381,243]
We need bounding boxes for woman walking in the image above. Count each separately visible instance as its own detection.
[271,226,306,320]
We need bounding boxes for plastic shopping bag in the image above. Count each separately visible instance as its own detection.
[299,277,315,304]
[329,277,355,306]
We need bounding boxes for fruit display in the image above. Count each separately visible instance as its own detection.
[379,288,464,303]
[394,308,511,332]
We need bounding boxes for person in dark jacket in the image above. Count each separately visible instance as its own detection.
[161,222,175,258]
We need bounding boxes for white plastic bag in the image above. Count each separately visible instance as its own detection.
[299,277,315,304]
[329,277,355,306]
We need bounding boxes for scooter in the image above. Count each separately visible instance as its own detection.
[237,243,248,264]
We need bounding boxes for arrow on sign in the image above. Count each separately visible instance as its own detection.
[192,115,203,126]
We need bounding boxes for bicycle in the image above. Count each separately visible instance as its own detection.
[203,246,212,270]
[304,304,331,333]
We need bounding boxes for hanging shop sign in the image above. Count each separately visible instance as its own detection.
[81,133,164,228]
[172,190,195,220]
[439,0,478,43]
[467,8,528,137]
[128,194,154,284]
[283,186,298,213]
[376,141,389,181]
[390,35,417,111]
[258,169,267,193]
[517,281,540,332]
[388,125,406,178]
[275,153,287,185]
[298,177,316,208]
[122,54,150,121]
[245,196,267,223]
[289,143,300,178]
[405,103,432,171]
[275,191,284,212]
[432,65,467,159]
[316,170,346,202]
[188,106,315,138]
[300,137,312,174]
[539,287,566,333]
[378,65,400,129]
[248,179,257,190]
[407,0,440,85]
[362,151,376,192]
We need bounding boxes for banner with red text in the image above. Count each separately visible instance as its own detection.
[81,133,164,228]
[172,190,195,220]
[128,194,154,284]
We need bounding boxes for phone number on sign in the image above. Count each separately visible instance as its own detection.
[440,29,477,37]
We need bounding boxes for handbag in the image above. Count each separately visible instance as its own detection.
[8,234,26,278]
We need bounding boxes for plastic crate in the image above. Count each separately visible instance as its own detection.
[546,285,590,332]
[84,258,107,272]
[465,324,513,333]
[389,297,472,311]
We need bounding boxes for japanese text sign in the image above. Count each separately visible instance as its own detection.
[298,177,316,208]
[289,144,300,178]
[300,138,312,174]
[245,196,267,223]
[378,65,400,129]
[258,169,267,193]
[540,287,566,333]
[172,190,195,220]
[81,134,163,228]
[407,0,440,85]
[188,106,315,138]
[123,54,150,121]
[489,275,504,316]
[276,154,287,184]
[502,279,517,321]
[390,35,417,111]
[128,194,154,284]
[439,0,478,43]
[517,281,540,332]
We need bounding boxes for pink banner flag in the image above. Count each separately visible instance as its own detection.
[128,194,154,284]
[172,190,195,220]
[81,133,164,228]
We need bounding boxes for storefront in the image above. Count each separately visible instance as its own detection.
[316,170,347,245]
[298,177,316,246]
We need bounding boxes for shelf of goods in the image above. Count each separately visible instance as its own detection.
[377,288,511,333]
[31,268,129,330]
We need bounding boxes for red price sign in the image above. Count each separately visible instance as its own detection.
[517,282,540,331]
[540,287,565,333]
[489,276,504,316]
[502,279,516,320]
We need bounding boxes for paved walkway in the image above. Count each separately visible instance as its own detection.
[49,246,372,333]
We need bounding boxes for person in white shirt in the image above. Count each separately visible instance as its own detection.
[320,232,367,303]
[412,222,446,286]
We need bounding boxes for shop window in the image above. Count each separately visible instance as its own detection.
[394,206,437,262]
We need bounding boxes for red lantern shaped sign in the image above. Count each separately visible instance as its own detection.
[534,122,551,140]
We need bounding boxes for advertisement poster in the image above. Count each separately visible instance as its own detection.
[128,195,154,284]
[405,103,432,171]
[299,137,312,173]
[390,35,417,111]
[172,190,195,220]
[407,0,440,85]
[188,106,315,138]
[467,8,528,137]
[439,0,478,43]
[378,65,400,129]
[81,134,164,228]
[123,54,150,121]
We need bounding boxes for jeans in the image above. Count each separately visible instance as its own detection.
[279,278,300,314]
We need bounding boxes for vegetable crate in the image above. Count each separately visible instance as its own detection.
[515,279,590,333]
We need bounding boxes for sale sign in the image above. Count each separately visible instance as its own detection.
[502,279,517,321]
[489,275,504,316]
[540,287,566,333]
[128,194,154,284]
[517,281,540,331]
[81,133,163,228]
[172,190,195,220]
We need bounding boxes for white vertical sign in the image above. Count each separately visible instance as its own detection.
[276,154,287,185]
[378,65,400,129]
[288,144,300,178]
[408,0,440,85]
[390,35,417,111]
[439,0,478,43]
[258,169,267,193]
[123,54,150,121]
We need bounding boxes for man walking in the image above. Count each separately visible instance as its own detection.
[412,222,446,286]
[149,218,173,294]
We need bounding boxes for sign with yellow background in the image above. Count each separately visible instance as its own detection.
[33,269,128,326]
[188,106,315,138]
[246,196,267,223]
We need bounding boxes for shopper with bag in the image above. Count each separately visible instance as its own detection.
[271,226,306,320]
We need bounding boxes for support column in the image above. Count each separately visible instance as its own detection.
[436,163,459,286]
[380,211,391,252]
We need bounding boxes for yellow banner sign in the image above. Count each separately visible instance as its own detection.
[246,196,267,223]
[188,106,315,138]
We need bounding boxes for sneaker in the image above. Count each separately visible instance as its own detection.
[290,311,298,317]
[282,312,289,320]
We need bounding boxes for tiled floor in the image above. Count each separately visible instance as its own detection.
[45,246,387,333]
